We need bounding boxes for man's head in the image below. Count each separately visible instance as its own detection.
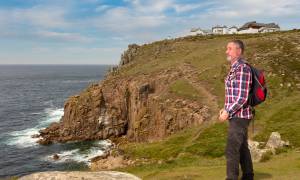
[226,40,244,63]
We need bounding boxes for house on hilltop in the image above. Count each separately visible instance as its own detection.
[188,28,212,36]
[212,25,227,34]
[189,28,206,36]
[228,26,238,34]
[238,21,280,34]
[183,21,280,38]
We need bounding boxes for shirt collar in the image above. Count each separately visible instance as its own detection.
[231,57,243,69]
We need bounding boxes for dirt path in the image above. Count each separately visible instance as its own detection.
[178,62,221,142]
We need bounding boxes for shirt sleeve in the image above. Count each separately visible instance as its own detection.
[225,64,252,116]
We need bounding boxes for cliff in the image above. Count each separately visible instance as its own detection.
[38,41,217,145]
[38,30,300,146]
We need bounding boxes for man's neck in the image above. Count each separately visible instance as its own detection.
[230,56,241,66]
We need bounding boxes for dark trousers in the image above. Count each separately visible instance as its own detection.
[225,117,254,180]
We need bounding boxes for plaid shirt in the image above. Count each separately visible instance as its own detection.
[224,58,253,119]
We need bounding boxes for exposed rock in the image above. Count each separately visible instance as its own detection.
[266,132,289,150]
[248,132,290,162]
[19,171,141,180]
[53,154,59,160]
[90,151,110,163]
[37,138,52,145]
[119,44,140,66]
[38,67,210,144]
[248,140,272,162]
[31,134,40,138]
[91,155,127,170]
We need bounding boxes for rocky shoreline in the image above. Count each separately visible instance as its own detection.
[34,43,212,145]
[26,42,215,177]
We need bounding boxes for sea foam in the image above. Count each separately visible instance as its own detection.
[44,140,112,166]
[6,108,64,148]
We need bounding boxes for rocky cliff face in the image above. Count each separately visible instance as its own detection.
[119,44,140,66]
[37,37,220,145]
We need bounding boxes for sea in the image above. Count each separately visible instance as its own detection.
[0,65,114,178]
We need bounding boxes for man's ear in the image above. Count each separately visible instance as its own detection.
[237,48,242,56]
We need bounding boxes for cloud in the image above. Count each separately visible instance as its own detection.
[1,0,300,64]
[36,31,93,43]
[201,0,300,19]
[173,4,204,13]
[95,5,111,12]
[132,0,173,13]
[91,7,167,32]
[63,46,124,53]
[0,4,72,40]
[9,5,69,28]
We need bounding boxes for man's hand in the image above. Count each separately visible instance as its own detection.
[218,108,229,122]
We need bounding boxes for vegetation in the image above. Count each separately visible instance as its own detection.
[113,30,300,179]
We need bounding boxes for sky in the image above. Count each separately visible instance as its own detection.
[0,0,299,65]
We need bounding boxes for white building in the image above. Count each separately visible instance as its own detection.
[189,28,206,36]
[188,28,212,36]
[228,26,238,34]
[258,25,280,33]
[212,25,227,34]
[185,21,280,37]
[238,21,280,34]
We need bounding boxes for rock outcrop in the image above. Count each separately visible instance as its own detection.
[37,64,211,144]
[248,132,290,162]
[19,171,141,180]
[119,44,140,66]
[265,132,289,150]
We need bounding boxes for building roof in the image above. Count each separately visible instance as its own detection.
[190,28,201,32]
[212,25,227,29]
[229,26,238,29]
[239,21,280,30]
[264,23,280,28]
[203,29,212,33]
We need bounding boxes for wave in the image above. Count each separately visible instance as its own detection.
[5,127,42,148]
[5,108,64,148]
[5,107,113,166]
[44,140,112,166]
[39,108,64,127]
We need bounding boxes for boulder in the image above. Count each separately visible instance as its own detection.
[19,171,141,180]
[265,132,289,150]
[248,140,272,162]
[248,132,290,162]
[53,154,59,160]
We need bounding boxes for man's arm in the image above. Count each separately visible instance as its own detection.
[225,64,252,116]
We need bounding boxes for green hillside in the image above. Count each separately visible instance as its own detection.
[115,30,300,179]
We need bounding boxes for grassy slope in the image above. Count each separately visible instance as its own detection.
[115,30,300,179]
[119,149,300,180]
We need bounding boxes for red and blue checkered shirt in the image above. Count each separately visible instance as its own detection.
[224,58,253,120]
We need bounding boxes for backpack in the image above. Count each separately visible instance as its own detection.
[244,62,267,107]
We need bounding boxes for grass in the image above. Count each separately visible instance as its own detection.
[117,149,300,180]
[109,30,300,179]
[121,127,199,161]
[184,123,227,158]
[169,79,204,101]
[253,92,300,146]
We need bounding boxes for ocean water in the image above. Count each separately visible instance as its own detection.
[0,65,113,178]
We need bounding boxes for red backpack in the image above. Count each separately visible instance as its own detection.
[245,62,267,107]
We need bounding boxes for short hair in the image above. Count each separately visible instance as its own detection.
[230,40,244,54]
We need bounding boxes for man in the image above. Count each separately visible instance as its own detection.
[219,40,254,180]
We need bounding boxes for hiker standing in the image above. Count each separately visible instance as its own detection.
[219,40,254,180]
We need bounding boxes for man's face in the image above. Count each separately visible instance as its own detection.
[226,42,241,62]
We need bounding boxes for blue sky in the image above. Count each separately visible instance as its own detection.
[0,0,299,65]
